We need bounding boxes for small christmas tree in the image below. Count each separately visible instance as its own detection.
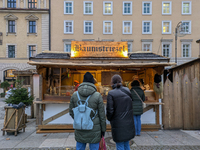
[4,79,34,106]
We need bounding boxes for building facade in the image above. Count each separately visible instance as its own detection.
[51,0,199,66]
[0,0,49,92]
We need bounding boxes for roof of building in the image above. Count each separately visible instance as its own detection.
[28,51,174,69]
[129,51,169,60]
[32,52,70,59]
[170,58,200,70]
[31,51,169,60]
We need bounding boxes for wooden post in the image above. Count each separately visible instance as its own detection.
[15,109,18,136]
[59,68,61,96]
[2,108,7,136]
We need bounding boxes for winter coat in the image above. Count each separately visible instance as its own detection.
[106,84,135,143]
[69,82,106,143]
[130,86,145,115]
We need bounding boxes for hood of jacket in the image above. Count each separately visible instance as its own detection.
[77,82,96,97]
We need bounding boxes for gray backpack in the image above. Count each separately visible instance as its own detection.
[73,92,97,130]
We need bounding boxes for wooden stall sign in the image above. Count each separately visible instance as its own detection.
[71,41,128,58]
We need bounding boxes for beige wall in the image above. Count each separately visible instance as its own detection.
[51,0,200,65]
[0,0,49,83]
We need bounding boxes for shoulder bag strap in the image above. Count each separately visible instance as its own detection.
[120,88,133,100]
[132,89,144,103]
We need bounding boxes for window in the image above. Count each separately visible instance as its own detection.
[103,21,113,34]
[142,21,152,34]
[123,1,132,15]
[162,43,171,57]
[142,1,152,15]
[29,21,36,33]
[103,1,113,15]
[29,45,36,57]
[7,0,16,8]
[162,1,171,15]
[8,45,15,58]
[142,42,152,51]
[162,21,171,34]
[123,21,132,34]
[64,1,73,14]
[84,21,93,34]
[182,43,191,57]
[8,21,15,33]
[84,1,93,14]
[182,1,191,15]
[28,0,37,8]
[64,20,73,34]
[128,44,131,52]
[65,44,71,52]
[181,21,191,34]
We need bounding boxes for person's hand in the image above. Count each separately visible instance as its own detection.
[101,132,105,137]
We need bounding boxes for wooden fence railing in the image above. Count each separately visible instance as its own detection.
[163,73,200,130]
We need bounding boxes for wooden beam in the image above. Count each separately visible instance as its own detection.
[42,108,69,125]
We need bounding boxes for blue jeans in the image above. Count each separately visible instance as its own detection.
[116,141,130,150]
[134,115,141,136]
[76,141,99,150]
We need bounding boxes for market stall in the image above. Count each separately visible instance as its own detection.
[28,41,175,133]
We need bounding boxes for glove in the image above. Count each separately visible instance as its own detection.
[101,132,105,137]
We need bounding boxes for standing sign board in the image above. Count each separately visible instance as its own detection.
[71,41,128,58]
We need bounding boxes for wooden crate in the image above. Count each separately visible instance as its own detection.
[1,106,26,136]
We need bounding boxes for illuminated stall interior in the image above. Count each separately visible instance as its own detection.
[28,41,175,132]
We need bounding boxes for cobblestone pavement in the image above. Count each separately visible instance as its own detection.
[1,146,200,150]
[0,114,200,150]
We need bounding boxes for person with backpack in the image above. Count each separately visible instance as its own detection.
[69,72,106,150]
[107,74,135,150]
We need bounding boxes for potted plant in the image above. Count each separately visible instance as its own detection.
[2,79,34,136]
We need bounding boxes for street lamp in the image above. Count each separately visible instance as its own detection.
[175,21,186,64]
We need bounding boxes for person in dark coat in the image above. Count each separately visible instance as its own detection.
[69,72,106,150]
[107,74,135,150]
[130,80,145,136]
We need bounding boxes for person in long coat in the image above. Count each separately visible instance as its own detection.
[130,80,145,136]
[69,72,106,150]
[107,74,135,150]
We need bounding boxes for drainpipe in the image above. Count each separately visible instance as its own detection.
[49,0,51,51]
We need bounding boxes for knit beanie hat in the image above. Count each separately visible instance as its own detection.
[83,72,94,84]
[154,73,162,83]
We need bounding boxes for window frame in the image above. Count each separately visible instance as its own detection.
[182,1,192,15]
[142,21,152,34]
[64,1,74,15]
[182,42,191,58]
[84,20,93,34]
[103,1,113,15]
[142,1,152,15]
[64,43,71,52]
[162,42,172,58]
[28,0,37,9]
[162,1,172,15]
[7,0,16,8]
[29,21,36,33]
[8,20,15,33]
[103,21,113,34]
[162,21,172,34]
[128,42,132,53]
[122,21,132,34]
[84,1,93,15]
[8,45,15,58]
[64,20,74,34]
[142,42,152,51]
[181,21,191,34]
[123,1,132,15]
[28,45,37,58]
